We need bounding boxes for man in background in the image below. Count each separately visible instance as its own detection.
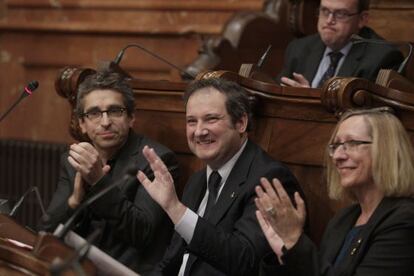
[279,0,403,88]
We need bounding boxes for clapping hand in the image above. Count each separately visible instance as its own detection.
[137,145,186,224]
[280,73,310,88]
[255,178,306,253]
[67,142,110,185]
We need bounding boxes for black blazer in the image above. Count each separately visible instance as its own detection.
[260,197,414,276]
[278,27,404,84]
[40,131,179,275]
[152,140,302,276]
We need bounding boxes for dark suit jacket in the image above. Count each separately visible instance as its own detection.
[40,130,179,275]
[278,27,404,84]
[260,197,414,276]
[152,140,303,276]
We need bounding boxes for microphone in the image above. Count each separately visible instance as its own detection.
[0,81,39,123]
[256,45,272,69]
[113,44,196,80]
[9,186,49,222]
[351,34,412,75]
[50,228,101,276]
[54,165,139,240]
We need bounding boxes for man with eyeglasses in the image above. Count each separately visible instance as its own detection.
[41,69,179,275]
[278,0,403,88]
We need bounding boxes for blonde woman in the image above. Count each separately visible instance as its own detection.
[256,108,414,275]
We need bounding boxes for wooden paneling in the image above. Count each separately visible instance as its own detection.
[371,0,414,9]
[369,7,414,42]
[0,0,264,142]
[0,0,263,34]
[0,0,413,144]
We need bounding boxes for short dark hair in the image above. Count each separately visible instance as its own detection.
[76,70,134,117]
[184,78,252,131]
[358,0,370,12]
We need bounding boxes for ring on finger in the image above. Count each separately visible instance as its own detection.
[265,206,276,216]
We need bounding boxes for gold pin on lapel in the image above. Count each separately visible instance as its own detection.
[350,238,363,256]
[230,192,236,198]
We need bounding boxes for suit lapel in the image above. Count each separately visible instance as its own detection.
[303,37,326,82]
[337,43,365,77]
[323,206,360,267]
[185,171,208,212]
[336,198,399,274]
[185,142,256,274]
[206,141,256,225]
[331,198,402,275]
[110,131,141,193]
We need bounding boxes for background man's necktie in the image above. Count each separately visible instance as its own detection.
[317,51,344,88]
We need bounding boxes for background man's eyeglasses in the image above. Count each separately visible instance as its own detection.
[318,7,360,21]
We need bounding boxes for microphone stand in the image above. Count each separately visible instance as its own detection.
[50,228,102,276]
[9,186,47,218]
[113,44,196,80]
[54,166,138,240]
[0,81,39,123]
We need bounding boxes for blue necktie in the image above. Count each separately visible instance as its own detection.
[317,51,343,88]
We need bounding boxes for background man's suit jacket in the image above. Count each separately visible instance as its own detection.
[278,27,404,84]
[40,130,179,275]
[153,140,303,276]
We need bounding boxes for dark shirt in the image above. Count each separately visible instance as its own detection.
[334,225,364,266]
[40,130,180,275]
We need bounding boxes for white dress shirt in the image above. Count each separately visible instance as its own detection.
[175,139,248,275]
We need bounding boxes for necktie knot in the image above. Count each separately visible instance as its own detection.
[328,51,343,67]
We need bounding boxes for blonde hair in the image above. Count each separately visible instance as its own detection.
[326,108,414,200]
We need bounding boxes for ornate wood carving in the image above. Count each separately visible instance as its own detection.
[184,0,319,79]
[322,76,414,121]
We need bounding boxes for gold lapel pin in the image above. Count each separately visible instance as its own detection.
[350,238,363,256]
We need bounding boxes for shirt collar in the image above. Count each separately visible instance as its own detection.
[324,41,353,58]
[206,139,248,185]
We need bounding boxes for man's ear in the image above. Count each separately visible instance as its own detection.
[236,113,248,133]
[358,11,369,29]
[78,118,87,134]
[128,113,136,128]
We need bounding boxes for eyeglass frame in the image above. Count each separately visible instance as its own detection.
[328,140,372,157]
[79,107,127,122]
[317,6,361,21]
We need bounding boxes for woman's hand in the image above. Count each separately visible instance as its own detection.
[255,178,306,250]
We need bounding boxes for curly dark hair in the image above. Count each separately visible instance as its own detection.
[76,69,134,118]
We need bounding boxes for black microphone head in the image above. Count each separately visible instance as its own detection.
[114,49,125,65]
[125,164,139,177]
[28,81,39,91]
[40,213,51,225]
[22,81,39,97]
[257,44,272,68]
